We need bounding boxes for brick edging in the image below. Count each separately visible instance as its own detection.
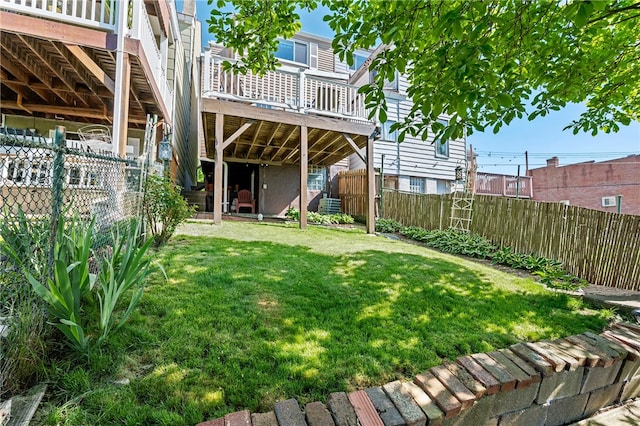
[199,322,640,426]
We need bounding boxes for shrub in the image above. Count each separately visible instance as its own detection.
[25,216,157,354]
[383,220,587,291]
[285,207,300,221]
[375,218,403,233]
[143,175,196,248]
[285,209,354,225]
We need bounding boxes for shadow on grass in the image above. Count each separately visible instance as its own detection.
[97,232,608,423]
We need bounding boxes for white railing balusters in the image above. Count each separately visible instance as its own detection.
[1,0,116,30]
[202,53,369,122]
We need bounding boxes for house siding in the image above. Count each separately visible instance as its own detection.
[171,12,200,188]
[347,64,466,193]
[260,164,326,215]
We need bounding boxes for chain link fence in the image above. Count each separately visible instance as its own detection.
[0,125,153,397]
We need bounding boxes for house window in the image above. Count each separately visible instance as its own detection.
[308,165,326,191]
[436,180,450,194]
[382,120,398,142]
[434,119,449,158]
[275,40,308,65]
[348,53,369,71]
[68,167,81,186]
[602,196,616,207]
[409,176,425,193]
[370,70,399,91]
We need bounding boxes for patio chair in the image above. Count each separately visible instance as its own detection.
[235,189,255,213]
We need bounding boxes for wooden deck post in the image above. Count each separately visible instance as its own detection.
[366,135,375,233]
[214,113,224,225]
[112,0,131,158]
[300,125,308,229]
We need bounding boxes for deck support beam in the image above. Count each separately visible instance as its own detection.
[300,126,308,229]
[214,113,224,225]
[366,135,375,234]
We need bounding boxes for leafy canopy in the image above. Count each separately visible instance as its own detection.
[207,0,640,142]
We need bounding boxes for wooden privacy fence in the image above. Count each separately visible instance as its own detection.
[338,169,380,218]
[381,190,640,291]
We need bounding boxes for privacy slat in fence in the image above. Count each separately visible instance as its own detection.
[380,190,640,291]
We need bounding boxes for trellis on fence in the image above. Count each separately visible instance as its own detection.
[380,190,640,291]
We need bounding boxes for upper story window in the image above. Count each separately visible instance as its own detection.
[348,53,369,71]
[371,69,399,91]
[275,40,308,65]
[434,119,449,158]
[382,120,398,142]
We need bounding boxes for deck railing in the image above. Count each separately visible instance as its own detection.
[0,0,116,30]
[1,0,174,114]
[129,1,174,112]
[202,53,369,122]
[474,172,533,198]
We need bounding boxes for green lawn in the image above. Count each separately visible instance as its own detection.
[40,221,611,425]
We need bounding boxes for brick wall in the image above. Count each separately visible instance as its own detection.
[527,155,640,215]
[199,322,640,426]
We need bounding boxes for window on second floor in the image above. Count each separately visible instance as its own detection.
[308,165,326,191]
[275,40,308,65]
[348,53,369,71]
[370,69,399,91]
[434,119,449,158]
[382,120,398,142]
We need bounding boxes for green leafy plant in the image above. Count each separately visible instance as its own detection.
[28,259,91,352]
[96,220,155,344]
[330,213,355,224]
[0,207,50,280]
[0,208,50,397]
[25,216,96,353]
[307,211,332,224]
[285,207,300,221]
[534,268,588,292]
[375,218,404,233]
[143,174,196,248]
[24,215,159,353]
[285,208,354,225]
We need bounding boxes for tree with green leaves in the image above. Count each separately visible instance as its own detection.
[207,0,639,142]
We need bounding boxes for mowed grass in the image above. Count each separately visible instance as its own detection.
[40,221,610,425]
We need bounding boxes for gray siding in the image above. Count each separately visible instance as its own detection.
[173,13,200,188]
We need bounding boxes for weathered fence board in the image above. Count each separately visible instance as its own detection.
[378,190,639,291]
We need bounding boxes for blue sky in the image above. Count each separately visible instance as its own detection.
[183,1,640,175]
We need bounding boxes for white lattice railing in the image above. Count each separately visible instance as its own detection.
[0,0,116,30]
[202,53,369,122]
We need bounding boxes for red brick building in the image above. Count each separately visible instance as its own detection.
[527,155,640,215]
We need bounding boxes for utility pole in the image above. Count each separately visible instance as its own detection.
[525,151,529,173]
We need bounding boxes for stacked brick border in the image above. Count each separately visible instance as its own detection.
[198,322,640,426]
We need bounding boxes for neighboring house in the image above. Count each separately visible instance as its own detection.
[347,49,467,195]
[199,31,464,229]
[527,155,640,215]
[199,31,377,229]
[0,0,200,187]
